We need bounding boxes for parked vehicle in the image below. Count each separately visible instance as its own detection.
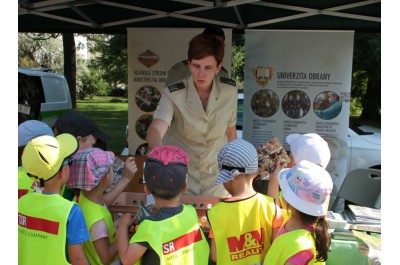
[18,67,72,127]
[347,123,381,171]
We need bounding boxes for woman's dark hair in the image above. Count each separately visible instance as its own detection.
[298,211,331,262]
[202,26,225,41]
[188,33,224,65]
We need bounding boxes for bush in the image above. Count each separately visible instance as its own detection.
[78,69,111,99]
[109,87,127,97]
[109,97,127,103]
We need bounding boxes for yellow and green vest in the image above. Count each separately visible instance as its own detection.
[18,166,35,199]
[207,193,277,265]
[131,204,210,265]
[264,228,321,265]
[18,193,74,264]
[79,193,118,265]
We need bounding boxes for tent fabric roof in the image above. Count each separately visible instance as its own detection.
[18,0,381,34]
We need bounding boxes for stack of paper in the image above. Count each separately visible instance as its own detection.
[341,205,381,224]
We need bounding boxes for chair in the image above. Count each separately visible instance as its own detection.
[330,168,381,211]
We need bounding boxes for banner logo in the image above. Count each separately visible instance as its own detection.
[138,49,159,68]
[253,66,273,87]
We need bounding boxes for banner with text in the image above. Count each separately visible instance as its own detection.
[127,28,232,156]
[243,30,354,202]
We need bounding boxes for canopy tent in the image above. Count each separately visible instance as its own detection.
[18,0,381,34]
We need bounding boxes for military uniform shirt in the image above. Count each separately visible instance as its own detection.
[153,75,237,196]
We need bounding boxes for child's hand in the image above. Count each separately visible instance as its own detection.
[119,213,136,229]
[122,156,137,181]
[270,159,284,181]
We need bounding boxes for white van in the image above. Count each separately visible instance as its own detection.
[18,68,72,127]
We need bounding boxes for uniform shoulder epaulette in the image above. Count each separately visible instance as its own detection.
[167,81,186,92]
[219,76,236,87]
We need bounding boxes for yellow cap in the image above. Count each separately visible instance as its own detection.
[22,134,78,181]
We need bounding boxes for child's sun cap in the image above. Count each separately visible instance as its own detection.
[144,146,189,199]
[216,139,258,184]
[18,120,54,147]
[54,111,111,142]
[278,160,333,217]
[22,134,78,181]
[286,133,331,169]
[67,148,115,191]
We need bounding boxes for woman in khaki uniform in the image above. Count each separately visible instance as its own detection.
[146,32,237,196]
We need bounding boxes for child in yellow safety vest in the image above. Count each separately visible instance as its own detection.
[267,133,331,221]
[66,147,137,265]
[18,134,90,265]
[207,139,284,265]
[53,111,137,202]
[18,120,54,199]
[117,146,210,265]
[264,160,333,265]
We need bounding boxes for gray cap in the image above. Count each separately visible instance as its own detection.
[216,139,258,184]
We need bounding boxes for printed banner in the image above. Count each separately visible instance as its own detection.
[127,28,232,156]
[243,30,354,202]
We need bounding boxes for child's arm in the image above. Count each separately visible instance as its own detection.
[266,160,283,207]
[209,237,217,262]
[93,237,119,265]
[67,244,89,265]
[117,213,147,264]
[103,156,137,206]
[272,205,283,241]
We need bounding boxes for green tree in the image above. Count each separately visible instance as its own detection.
[63,33,77,109]
[87,34,128,90]
[231,33,245,87]
[352,33,381,123]
[18,33,64,73]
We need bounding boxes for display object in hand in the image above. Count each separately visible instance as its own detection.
[257,137,291,178]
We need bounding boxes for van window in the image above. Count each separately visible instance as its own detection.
[41,77,68,103]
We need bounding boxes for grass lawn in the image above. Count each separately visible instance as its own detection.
[76,96,128,154]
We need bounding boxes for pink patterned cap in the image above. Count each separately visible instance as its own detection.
[67,148,115,191]
[278,160,333,217]
[144,146,189,199]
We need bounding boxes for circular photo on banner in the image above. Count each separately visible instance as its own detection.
[135,85,161,112]
[135,114,153,140]
[281,90,311,119]
[136,143,150,156]
[251,89,279,118]
[313,91,342,120]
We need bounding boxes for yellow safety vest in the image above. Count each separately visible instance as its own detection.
[207,193,277,265]
[264,228,323,265]
[131,204,210,265]
[18,166,35,199]
[78,193,118,265]
[18,193,74,265]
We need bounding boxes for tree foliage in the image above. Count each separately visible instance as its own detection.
[352,33,381,122]
[231,33,245,87]
[87,34,128,89]
[18,33,64,73]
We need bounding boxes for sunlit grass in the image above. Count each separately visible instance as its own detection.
[77,96,128,154]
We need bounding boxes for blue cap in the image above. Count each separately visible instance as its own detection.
[18,120,54,147]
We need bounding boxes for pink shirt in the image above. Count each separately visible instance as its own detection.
[275,222,315,265]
